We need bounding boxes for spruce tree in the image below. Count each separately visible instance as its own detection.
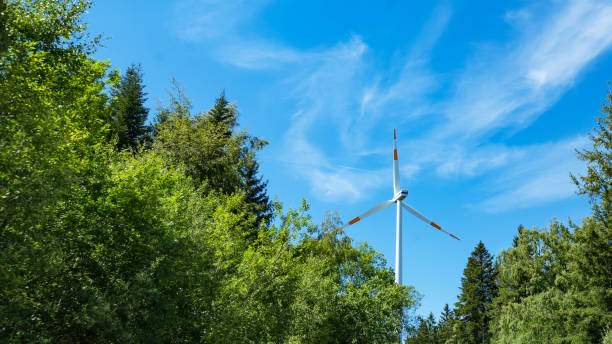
[207,90,237,137]
[406,313,438,344]
[109,63,149,150]
[571,87,612,227]
[240,139,272,225]
[454,241,497,344]
[206,91,272,224]
[437,304,455,343]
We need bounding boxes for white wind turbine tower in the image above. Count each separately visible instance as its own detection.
[341,129,459,286]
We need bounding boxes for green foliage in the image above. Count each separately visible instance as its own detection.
[604,329,612,344]
[454,241,497,344]
[572,88,612,226]
[152,92,243,194]
[494,223,572,303]
[486,91,612,343]
[108,63,150,150]
[437,304,455,343]
[490,219,610,343]
[207,90,237,137]
[1,2,418,342]
[153,86,271,226]
[406,313,439,344]
[0,1,8,52]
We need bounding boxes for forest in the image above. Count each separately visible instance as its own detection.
[0,1,610,343]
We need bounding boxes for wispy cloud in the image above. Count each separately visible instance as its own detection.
[477,136,589,213]
[173,0,269,40]
[280,37,380,201]
[172,0,612,211]
[216,40,314,69]
[438,0,612,140]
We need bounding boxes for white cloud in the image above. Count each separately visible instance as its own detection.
[438,0,612,139]
[173,0,269,40]
[281,0,611,208]
[216,40,315,69]
[478,136,589,213]
[171,0,612,212]
[279,37,381,201]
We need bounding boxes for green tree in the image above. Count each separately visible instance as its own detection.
[153,88,271,225]
[0,0,8,52]
[0,0,113,341]
[406,313,439,344]
[490,220,609,343]
[571,87,612,226]
[454,241,497,344]
[206,91,272,224]
[108,63,150,150]
[0,1,422,342]
[489,91,612,343]
[437,304,455,343]
[152,93,243,194]
[206,90,237,136]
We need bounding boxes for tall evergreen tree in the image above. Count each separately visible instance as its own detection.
[206,91,272,224]
[207,90,237,136]
[240,138,272,225]
[437,304,455,343]
[109,63,150,150]
[571,86,612,227]
[406,313,441,344]
[454,241,497,344]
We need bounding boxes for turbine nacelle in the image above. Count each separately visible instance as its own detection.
[340,129,460,242]
[392,189,408,202]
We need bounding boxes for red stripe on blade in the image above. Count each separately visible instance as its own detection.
[394,128,396,139]
[394,149,398,160]
[430,222,441,230]
[348,217,361,225]
[450,234,460,240]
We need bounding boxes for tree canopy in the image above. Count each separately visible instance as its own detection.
[0,1,418,342]
[2,1,611,343]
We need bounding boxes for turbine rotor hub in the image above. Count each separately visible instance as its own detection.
[393,189,408,202]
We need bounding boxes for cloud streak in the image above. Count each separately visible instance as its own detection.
[477,136,589,213]
[439,0,612,140]
[172,0,612,212]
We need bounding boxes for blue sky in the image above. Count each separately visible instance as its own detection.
[87,0,612,317]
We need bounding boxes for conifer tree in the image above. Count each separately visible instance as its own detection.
[406,313,439,344]
[454,241,497,344]
[109,63,150,150]
[206,91,272,224]
[240,138,272,225]
[437,304,455,343]
[571,87,612,227]
[207,90,237,137]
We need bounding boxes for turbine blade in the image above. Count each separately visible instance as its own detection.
[401,203,460,240]
[343,200,394,228]
[393,129,400,194]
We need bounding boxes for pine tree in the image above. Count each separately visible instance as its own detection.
[109,63,150,150]
[454,241,497,344]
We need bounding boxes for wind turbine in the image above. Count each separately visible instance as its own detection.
[341,129,459,285]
